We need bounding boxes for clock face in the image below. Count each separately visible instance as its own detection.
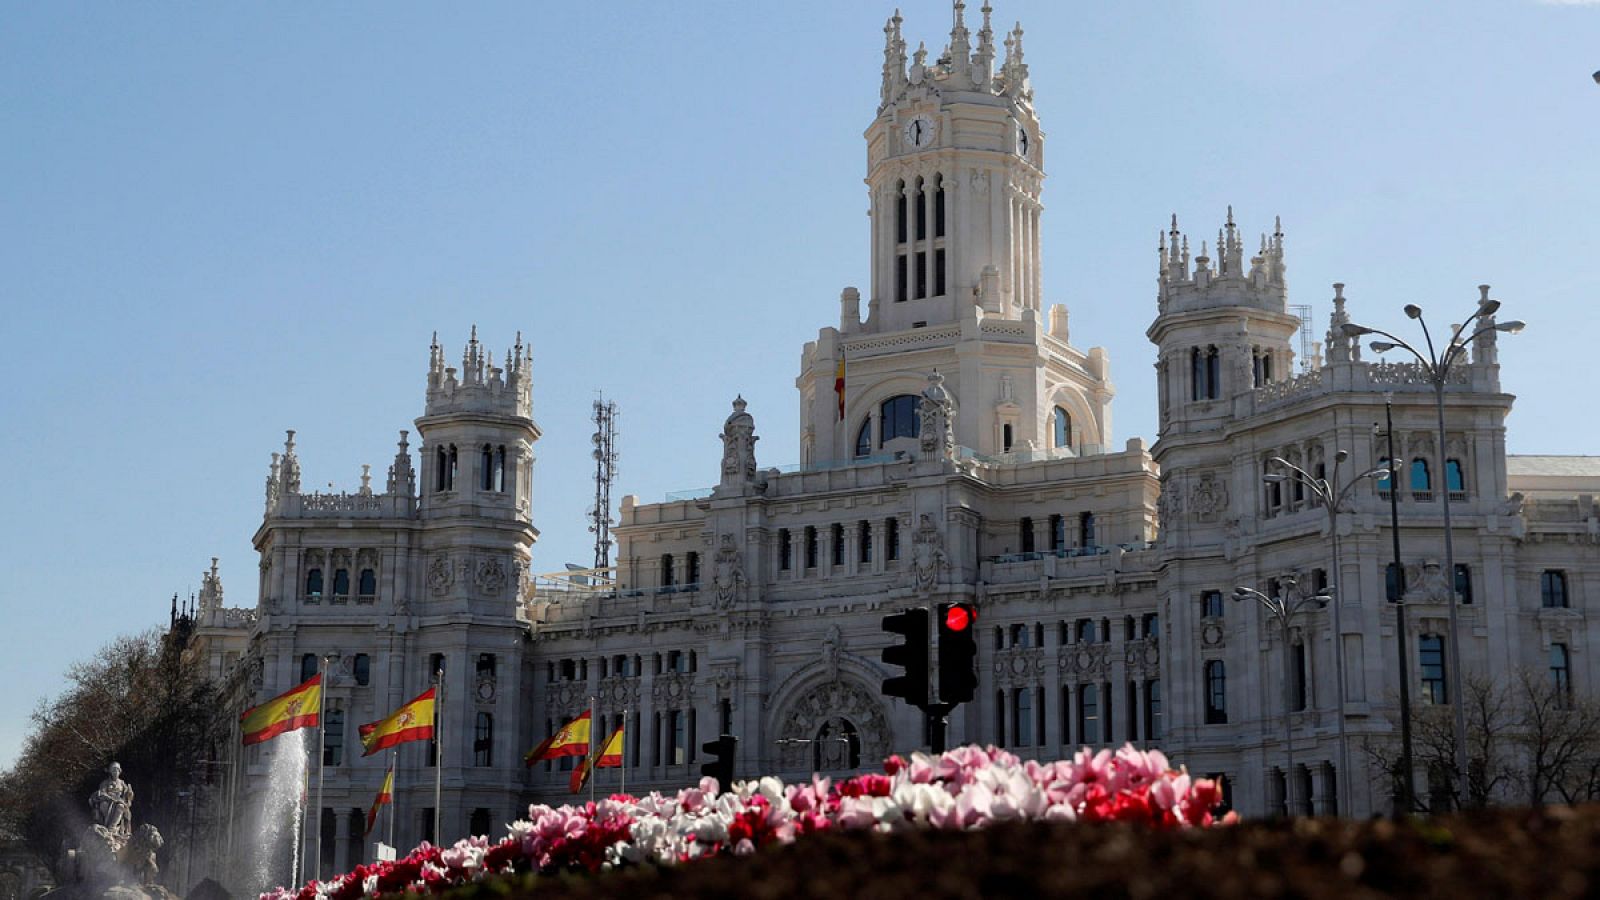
[1016,125,1031,158]
[903,115,936,150]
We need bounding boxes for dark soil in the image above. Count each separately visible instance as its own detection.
[446,806,1600,899]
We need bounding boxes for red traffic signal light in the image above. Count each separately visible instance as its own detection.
[944,605,973,632]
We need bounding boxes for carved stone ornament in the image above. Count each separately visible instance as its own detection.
[908,514,949,595]
[1201,620,1227,650]
[917,371,956,461]
[652,671,696,706]
[1189,472,1230,522]
[427,554,453,595]
[970,167,990,195]
[599,675,639,710]
[711,534,747,609]
[992,647,1045,688]
[1063,643,1110,677]
[475,556,508,597]
[474,674,497,704]
[821,625,844,683]
[719,395,759,483]
[775,678,890,771]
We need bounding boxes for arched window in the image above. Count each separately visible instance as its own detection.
[1002,423,1014,452]
[447,445,458,490]
[1190,348,1204,401]
[914,176,927,241]
[1445,458,1465,493]
[660,554,675,587]
[305,568,324,599]
[1541,570,1569,608]
[1079,684,1099,743]
[1376,457,1393,491]
[494,445,507,492]
[855,420,872,458]
[934,173,946,238]
[1206,347,1221,399]
[435,447,449,492]
[358,568,377,598]
[1204,661,1228,724]
[469,808,491,838]
[480,444,494,491]
[894,179,908,244]
[1410,458,1431,492]
[323,709,344,766]
[879,395,921,444]
[1053,406,1072,449]
[332,568,350,599]
[1079,511,1097,548]
[1386,562,1406,602]
[353,653,370,686]
[473,712,493,767]
[301,653,318,683]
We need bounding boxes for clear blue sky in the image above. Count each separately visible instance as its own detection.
[2,1,1596,768]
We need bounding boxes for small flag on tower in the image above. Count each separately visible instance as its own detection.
[835,357,846,420]
[524,709,592,766]
[364,760,395,837]
[358,688,436,756]
[569,724,625,793]
[239,674,322,745]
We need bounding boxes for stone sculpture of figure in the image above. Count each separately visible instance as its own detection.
[918,371,956,461]
[712,535,746,609]
[89,762,133,843]
[719,396,759,484]
[910,514,948,595]
[820,625,843,682]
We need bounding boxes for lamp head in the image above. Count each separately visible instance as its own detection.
[1404,304,1423,319]
[1340,323,1373,337]
[1478,299,1502,316]
[1497,320,1525,334]
[1370,340,1397,353]
[1334,449,1349,463]
[1230,589,1247,603]
[1262,473,1288,484]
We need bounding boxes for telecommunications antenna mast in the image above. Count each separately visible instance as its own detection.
[589,394,619,569]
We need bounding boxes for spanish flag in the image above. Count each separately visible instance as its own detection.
[524,709,591,766]
[835,357,846,420]
[364,760,395,837]
[359,687,436,756]
[239,674,322,745]
[569,725,624,793]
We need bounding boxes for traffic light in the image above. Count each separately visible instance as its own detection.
[700,734,737,789]
[937,602,979,704]
[880,607,930,706]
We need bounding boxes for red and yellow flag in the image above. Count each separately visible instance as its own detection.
[834,357,846,420]
[240,674,322,745]
[359,688,436,756]
[569,725,624,793]
[364,761,395,837]
[524,709,591,766]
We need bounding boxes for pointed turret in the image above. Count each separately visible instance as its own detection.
[281,430,301,494]
[946,1,973,86]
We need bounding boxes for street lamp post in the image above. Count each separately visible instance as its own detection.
[1264,451,1389,816]
[1342,286,1524,803]
[1380,393,1418,813]
[1233,578,1331,816]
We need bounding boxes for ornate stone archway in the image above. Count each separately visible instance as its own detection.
[772,677,890,773]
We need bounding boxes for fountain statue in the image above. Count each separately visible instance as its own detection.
[45,763,172,900]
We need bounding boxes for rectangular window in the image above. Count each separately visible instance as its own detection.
[1060,685,1071,745]
[896,192,907,243]
[1292,642,1308,712]
[779,529,792,571]
[1205,661,1228,724]
[1014,688,1033,746]
[915,187,927,240]
[301,653,318,683]
[886,518,900,561]
[858,520,873,563]
[670,710,686,766]
[1419,635,1447,704]
[1454,564,1472,605]
[934,184,946,237]
[1201,590,1224,619]
[915,251,928,299]
[1126,681,1139,742]
[1079,512,1096,548]
[1019,517,1034,553]
[804,526,819,569]
[1551,643,1572,703]
[1079,684,1099,744]
[1541,570,1569,608]
[323,709,344,767]
[1102,683,1113,740]
[895,255,908,302]
[831,523,844,566]
[1146,679,1162,741]
[473,713,493,767]
[686,552,700,586]
[1386,562,1407,603]
[354,654,371,686]
[1049,514,1065,551]
[995,691,1006,748]
[934,248,947,296]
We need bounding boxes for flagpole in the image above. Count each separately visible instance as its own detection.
[619,710,627,796]
[433,664,444,845]
[313,658,329,882]
[588,696,597,805]
[386,750,397,853]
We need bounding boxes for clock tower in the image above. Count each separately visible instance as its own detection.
[797,2,1114,468]
[863,1,1043,333]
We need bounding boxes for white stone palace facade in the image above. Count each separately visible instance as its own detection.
[192,1,1600,875]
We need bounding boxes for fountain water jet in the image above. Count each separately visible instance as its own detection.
[247,730,308,896]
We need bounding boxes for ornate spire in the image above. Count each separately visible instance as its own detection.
[1324,282,1356,363]
[947,1,972,83]
[974,2,996,84]
[881,9,908,106]
[280,429,301,494]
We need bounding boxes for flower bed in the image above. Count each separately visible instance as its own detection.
[266,743,1230,900]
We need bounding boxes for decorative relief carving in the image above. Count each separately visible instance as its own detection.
[652,671,696,706]
[775,679,889,771]
[427,554,453,595]
[475,556,507,597]
[992,647,1045,688]
[909,514,949,595]
[1189,472,1229,523]
[1200,618,1227,650]
[1060,643,1110,678]
[712,535,747,609]
[598,675,638,711]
